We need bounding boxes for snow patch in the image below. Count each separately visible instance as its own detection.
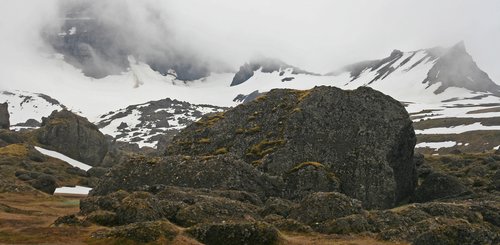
[415,122,500,135]
[416,141,457,150]
[54,186,92,195]
[34,146,92,171]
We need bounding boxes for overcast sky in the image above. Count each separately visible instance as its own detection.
[0,0,499,82]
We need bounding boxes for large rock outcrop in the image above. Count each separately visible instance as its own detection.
[36,110,108,166]
[0,102,9,130]
[166,86,417,208]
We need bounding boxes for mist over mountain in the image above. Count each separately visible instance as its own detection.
[43,0,230,80]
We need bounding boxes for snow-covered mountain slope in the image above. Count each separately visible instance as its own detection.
[3,42,500,151]
[96,98,226,148]
[0,91,66,130]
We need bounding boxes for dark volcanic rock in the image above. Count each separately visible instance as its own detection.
[30,174,57,194]
[92,220,179,243]
[289,192,363,225]
[230,57,317,86]
[413,220,499,245]
[167,86,417,209]
[0,102,9,129]
[90,154,281,198]
[175,196,260,227]
[36,110,108,166]
[186,222,280,245]
[413,172,471,203]
[318,202,499,243]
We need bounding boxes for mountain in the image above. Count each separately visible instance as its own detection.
[333,41,500,95]
[0,91,66,130]
[230,57,318,86]
[45,0,222,80]
[3,42,500,152]
[96,98,226,148]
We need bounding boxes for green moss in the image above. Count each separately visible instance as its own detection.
[251,160,263,166]
[197,138,211,144]
[246,125,262,134]
[293,89,312,102]
[289,161,324,173]
[214,147,228,155]
[0,144,28,157]
[195,112,225,127]
[247,139,286,157]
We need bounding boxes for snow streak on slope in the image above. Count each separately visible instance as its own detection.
[35,146,92,171]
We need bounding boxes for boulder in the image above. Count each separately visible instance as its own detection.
[92,221,179,243]
[0,102,9,129]
[414,221,499,245]
[30,174,57,194]
[186,222,280,245]
[260,197,295,217]
[289,192,364,225]
[175,196,260,227]
[36,110,108,166]
[114,192,164,225]
[413,172,471,203]
[166,86,416,208]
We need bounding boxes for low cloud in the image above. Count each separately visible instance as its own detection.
[0,0,498,83]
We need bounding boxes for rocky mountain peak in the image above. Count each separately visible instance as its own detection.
[423,41,500,94]
[230,57,317,86]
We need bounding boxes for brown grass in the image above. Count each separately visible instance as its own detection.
[281,232,409,245]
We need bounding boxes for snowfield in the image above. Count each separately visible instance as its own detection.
[415,122,500,135]
[2,47,500,149]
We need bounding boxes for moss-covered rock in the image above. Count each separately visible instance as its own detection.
[289,192,364,225]
[167,86,416,209]
[92,220,179,243]
[115,192,164,225]
[186,222,280,245]
[36,109,108,166]
[318,201,499,243]
[260,197,295,217]
[175,196,260,227]
[90,154,281,199]
[413,220,499,245]
[263,214,313,233]
[413,172,471,202]
[85,210,118,226]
